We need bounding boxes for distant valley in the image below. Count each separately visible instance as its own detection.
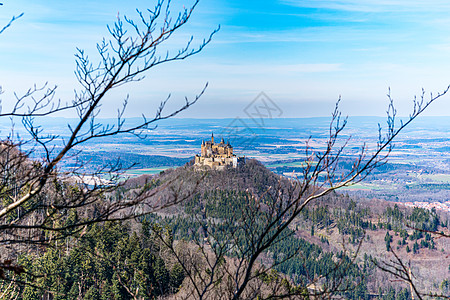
[5,116,450,205]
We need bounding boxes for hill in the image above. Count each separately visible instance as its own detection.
[127,160,450,298]
[2,159,449,299]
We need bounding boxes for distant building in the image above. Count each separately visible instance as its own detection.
[194,133,244,170]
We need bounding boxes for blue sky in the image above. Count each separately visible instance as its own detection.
[1,0,450,118]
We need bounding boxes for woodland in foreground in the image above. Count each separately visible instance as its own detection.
[1,160,448,299]
[1,1,449,299]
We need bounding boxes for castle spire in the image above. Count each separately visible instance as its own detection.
[211,132,214,143]
[221,137,224,144]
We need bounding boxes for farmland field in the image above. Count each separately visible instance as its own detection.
[6,116,450,203]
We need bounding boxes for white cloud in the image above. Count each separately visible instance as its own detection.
[194,63,342,75]
[281,0,450,13]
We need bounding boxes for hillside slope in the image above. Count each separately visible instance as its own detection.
[126,160,450,298]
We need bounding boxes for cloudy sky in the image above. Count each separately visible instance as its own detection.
[1,0,450,118]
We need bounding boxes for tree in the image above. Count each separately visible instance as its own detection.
[0,7,22,35]
[15,222,186,299]
[373,221,450,300]
[385,231,393,251]
[0,0,217,277]
[1,2,449,299]
[150,88,450,299]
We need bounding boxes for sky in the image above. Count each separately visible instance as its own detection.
[1,0,450,118]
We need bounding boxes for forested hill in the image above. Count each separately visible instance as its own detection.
[126,158,290,195]
[5,158,449,299]
[130,159,449,298]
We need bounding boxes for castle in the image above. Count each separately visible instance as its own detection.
[194,133,244,170]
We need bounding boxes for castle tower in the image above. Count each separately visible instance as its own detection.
[227,141,233,156]
[194,135,243,170]
[201,140,206,157]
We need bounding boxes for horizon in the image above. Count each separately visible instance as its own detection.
[2,2,450,297]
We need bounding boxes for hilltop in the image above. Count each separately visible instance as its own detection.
[123,160,450,297]
[2,152,448,299]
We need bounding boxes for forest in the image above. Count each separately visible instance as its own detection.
[1,0,450,299]
[1,160,447,299]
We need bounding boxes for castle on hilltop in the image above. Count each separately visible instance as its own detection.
[194,133,244,170]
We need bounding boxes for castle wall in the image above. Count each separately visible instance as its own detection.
[194,135,242,170]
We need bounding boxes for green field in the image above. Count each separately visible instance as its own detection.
[419,174,450,183]
[266,161,316,168]
[408,173,450,183]
[124,167,173,176]
[340,182,395,191]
